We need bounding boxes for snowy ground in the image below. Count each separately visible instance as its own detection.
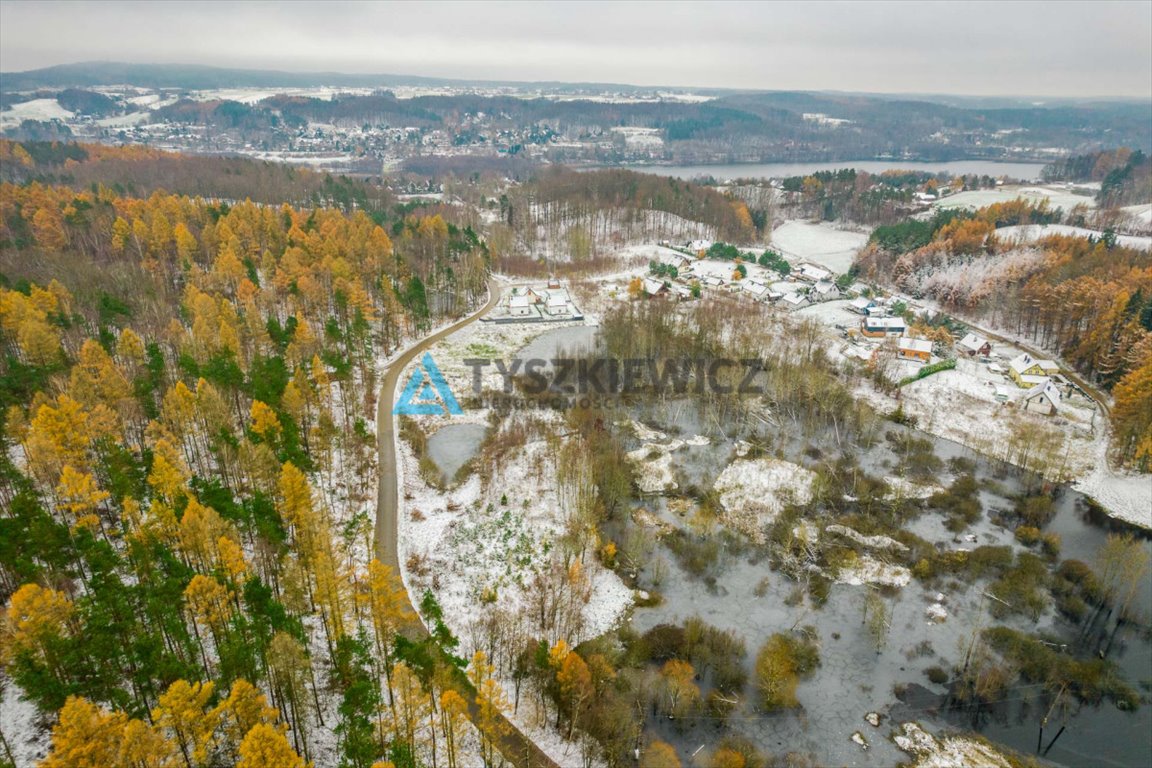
[1073,427,1152,529]
[1120,203,1152,230]
[770,220,871,273]
[0,98,74,128]
[392,315,633,767]
[935,185,1096,213]
[713,457,816,542]
[397,431,630,768]
[835,555,912,588]
[1,675,45,768]
[893,722,1012,768]
[995,224,1152,251]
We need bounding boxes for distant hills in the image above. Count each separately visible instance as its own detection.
[0,61,732,95]
[2,62,1149,166]
[3,61,1148,108]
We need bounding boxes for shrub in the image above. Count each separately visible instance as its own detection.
[754,631,820,711]
[897,358,956,387]
[925,666,949,685]
[1014,525,1042,546]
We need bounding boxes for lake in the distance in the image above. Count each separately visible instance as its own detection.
[615,160,1048,181]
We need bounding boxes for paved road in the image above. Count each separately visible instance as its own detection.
[374,281,563,768]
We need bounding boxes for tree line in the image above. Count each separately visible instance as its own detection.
[0,142,502,767]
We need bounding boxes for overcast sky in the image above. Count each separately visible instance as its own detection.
[2,0,1150,97]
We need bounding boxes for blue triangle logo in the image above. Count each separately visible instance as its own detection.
[394,353,463,415]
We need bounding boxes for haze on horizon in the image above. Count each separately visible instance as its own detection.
[1,0,1151,99]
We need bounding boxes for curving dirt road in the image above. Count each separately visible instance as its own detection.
[374,280,563,768]
[375,279,502,568]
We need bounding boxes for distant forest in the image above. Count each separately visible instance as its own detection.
[1043,148,1152,208]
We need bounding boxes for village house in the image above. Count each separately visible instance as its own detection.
[546,294,570,316]
[812,280,839,299]
[860,316,907,338]
[957,332,992,357]
[1022,379,1062,415]
[897,337,933,363]
[508,294,532,317]
[848,296,874,314]
[797,263,832,283]
[781,293,809,311]
[642,277,670,298]
[1008,352,1059,388]
[743,280,770,301]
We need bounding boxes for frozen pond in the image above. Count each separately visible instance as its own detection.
[616,160,1047,182]
[515,324,598,361]
[426,422,487,483]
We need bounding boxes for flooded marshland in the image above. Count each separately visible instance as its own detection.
[616,397,1151,768]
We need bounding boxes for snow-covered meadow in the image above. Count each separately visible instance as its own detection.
[770,220,872,273]
[935,185,1097,213]
[994,223,1152,250]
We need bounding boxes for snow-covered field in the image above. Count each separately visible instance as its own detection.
[770,220,871,273]
[935,185,1096,213]
[187,87,376,104]
[995,223,1152,251]
[1073,429,1152,529]
[0,98,74,128]
[1120,203,1152,229]
[242,151,361,167]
